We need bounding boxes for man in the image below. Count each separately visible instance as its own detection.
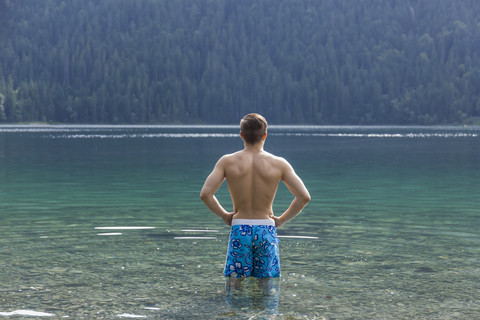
[200,113,310,278]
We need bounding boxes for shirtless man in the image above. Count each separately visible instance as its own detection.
[200,113,311,278]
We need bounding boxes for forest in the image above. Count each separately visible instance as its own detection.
[1,0,480,124]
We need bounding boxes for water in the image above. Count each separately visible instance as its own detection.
[0,125,479,319]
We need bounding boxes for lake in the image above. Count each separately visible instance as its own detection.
[0,125,479,319]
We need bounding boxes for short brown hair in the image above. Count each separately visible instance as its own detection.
[240,113,268,144]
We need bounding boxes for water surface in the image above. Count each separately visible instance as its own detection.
[0,125,479,319]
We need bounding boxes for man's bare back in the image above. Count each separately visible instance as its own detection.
[220,148,285,219]
[200,123,310,227]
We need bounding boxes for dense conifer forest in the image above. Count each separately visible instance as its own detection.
[1,0,480,124]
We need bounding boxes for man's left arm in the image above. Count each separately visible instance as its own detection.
[200,157,236,226]
[270,159,310,227]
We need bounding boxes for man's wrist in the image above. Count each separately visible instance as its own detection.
[276,215,286,227]
[221,210,230,218]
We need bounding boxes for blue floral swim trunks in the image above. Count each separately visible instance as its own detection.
[224,219,280,278]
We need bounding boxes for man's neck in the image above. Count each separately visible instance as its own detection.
[244,141,264,152]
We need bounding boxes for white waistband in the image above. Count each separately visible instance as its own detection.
[232,218,275,226]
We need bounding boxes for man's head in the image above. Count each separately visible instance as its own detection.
[240,113,268,145]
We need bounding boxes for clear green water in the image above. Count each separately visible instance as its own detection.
[1,125,479,319]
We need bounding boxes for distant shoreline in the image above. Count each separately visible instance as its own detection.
[1,122,480,128]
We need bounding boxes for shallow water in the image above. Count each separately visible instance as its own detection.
[1,125,479,319]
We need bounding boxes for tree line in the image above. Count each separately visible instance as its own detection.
[1,0,480,124]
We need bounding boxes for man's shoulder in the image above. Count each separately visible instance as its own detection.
[220,150,243,158]
[217,150,243,163]
[261,151,291,168]
[262,150,286,161]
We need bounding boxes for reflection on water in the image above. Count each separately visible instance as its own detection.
[225,278,281,318]
[1,125,480,319]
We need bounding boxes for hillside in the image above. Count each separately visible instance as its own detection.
[1,0,480,124]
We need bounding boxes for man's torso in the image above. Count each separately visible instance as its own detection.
[223,149,285,219]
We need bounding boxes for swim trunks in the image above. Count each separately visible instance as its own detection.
[224,218,280,278]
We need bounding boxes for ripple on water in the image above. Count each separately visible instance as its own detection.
[0,310,54,317]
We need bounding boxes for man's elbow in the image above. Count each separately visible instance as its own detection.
[199,189,210,202]
[301,192,311,206]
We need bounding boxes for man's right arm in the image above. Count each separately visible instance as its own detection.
[200,157,236,226]
[270,160,311,227]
